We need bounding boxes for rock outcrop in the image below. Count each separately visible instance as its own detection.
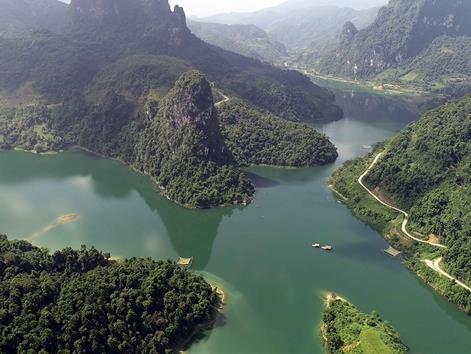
[317,0,471,79]
[134,71,253,208]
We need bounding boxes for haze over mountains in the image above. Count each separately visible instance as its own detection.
[314,0,471,95]
[187,20,288,63]
[191,0,386,62]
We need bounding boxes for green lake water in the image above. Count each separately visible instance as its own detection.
[0,90,470,353]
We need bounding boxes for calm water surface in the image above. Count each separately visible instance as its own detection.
[0,91,470,353]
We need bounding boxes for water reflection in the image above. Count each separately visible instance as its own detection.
[0,150,241,269]
[135,177,237,270]
[335,90,418,123]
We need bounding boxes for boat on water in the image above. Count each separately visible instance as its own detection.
[322,245,333,251]
[312,243,321,248]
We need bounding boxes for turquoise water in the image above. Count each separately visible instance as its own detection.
[0,92,469,353]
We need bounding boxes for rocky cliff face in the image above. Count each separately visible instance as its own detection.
[339,21,358,46]
[317,0,471,79]
[155,70,232,164]
[69,0,190,49]
[133,71,252,208]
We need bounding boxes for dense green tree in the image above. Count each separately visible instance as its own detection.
[0,234,218,353]
[329,95,471,312]
[218,99,338,167]
[322,298,407,354]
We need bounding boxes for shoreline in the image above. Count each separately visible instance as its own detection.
[320,292,349,348]
[290,67,441,99]
[9,144,253,210]
[175,282,227,354]
[329,151,471,313]
[328,184,348,201]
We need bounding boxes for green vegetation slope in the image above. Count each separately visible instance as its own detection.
[316,0,471,95]
[134,71,254,208]
[218,99,338,167]
[329,96,471,312]
[322,296,407,354]
[187,21,287,63]
[376,35,471,97]
[0,234,218,353]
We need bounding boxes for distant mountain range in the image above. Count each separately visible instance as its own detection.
[193,0,384,59]
[0,0,341,208]
[196,0,387,24]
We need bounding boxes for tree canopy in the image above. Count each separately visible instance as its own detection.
[0,234,218,353]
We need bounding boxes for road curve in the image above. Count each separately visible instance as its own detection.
[358,152,447,249]
[359,153,471,292]
[215,90,230,107]
[425,258,471,292]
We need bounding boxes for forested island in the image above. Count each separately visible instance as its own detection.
[322,294,407,354]
[0,234,220,353]
[329,95,471,312]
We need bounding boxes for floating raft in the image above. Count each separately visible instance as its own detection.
[177,257,193,267]
[384,246,401,257]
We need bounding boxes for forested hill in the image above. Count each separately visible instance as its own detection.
[133,71,254,208]
[330,95,471,311]
[0,0,342,123]
[364,95,471,286]
[0,0,68,33]
[0,234,219,353]
[316,0,471,94]
[196,5,379,55]
[187,20,288,64]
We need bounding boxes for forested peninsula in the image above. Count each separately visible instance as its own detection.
[322,294,407,354]
[0,234,220,353]
[329,95,471,312]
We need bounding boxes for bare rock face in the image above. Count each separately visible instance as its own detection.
[339,21,358,46]
[318,0,471,79]
[69,0,191,52]
[134,71,252,208]
[157,70,231,164]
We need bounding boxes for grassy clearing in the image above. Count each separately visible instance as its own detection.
[322,296,407,354]
[360,327,393,354]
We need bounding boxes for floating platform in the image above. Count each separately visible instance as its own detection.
[177,257,193,267]
[384,246,401,257]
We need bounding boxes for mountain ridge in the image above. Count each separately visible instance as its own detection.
[0,0,342,208]
[316,0,471,82]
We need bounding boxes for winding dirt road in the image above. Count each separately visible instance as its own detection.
[359,152,470,293]
[425,258,471,292]
[358,152,446,248]
[215,90,230,107]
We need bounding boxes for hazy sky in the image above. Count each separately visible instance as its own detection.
[169,0,285,17]
[58,0,285,17]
